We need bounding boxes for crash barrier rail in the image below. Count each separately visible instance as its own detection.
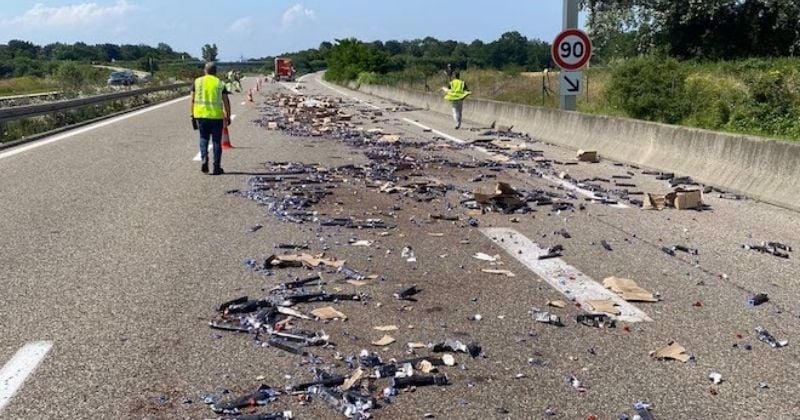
[0,83,191,123]
[352,82,800,211]
[0,91,62,101]
[0,91,64,108]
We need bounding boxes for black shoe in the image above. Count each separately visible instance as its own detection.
[211,167,224,176]
[201,161,209,173]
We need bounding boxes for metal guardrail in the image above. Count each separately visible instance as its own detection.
[0,91,62,102]
[0,83,191,123]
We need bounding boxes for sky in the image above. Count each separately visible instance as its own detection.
[0,0,587,60]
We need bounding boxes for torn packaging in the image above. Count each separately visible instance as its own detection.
[650,341,690,362]
[646,188,703,210]
[267,254,345,269]
[472,182,524,212]
[603,277,658,302]
[666,188,703,210]
[311,306,347,320]
[586,299,621,315]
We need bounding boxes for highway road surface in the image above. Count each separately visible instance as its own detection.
[1,75,799,419]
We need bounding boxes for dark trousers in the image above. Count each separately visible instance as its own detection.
[197,118,223,168]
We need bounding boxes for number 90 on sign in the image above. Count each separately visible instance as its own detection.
[551,29,592,71]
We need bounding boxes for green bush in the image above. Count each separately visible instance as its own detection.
[55,61,84,91]
[324,38,388,83]
[606,55,689,124]
[681,73,748,130]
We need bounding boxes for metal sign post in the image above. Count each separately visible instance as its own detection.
[560,0,580,111]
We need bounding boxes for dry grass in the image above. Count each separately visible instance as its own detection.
[391,68,616,113]
[0,76,56,96]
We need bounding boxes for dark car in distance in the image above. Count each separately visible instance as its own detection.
[107,71,136,86]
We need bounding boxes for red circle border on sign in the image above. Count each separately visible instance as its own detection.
[551,29,592,71]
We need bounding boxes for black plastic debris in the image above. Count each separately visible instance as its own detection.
[538,244,564,260]
[211,384,280,415]
[742,243,791,259]
[576,313,616,328]
[633,401,655,420]
[755,326,788,348]
[280,275,323,290]
[223,411,294,420]
[268,337,308,356]
[747,293,769,307]
[289,375,346,392]
[393,285,420,300]
[311,385,375,419]
[432,339,482,358]
[390,374,449,389]
[601,240,613,251]
[531,308,563,326]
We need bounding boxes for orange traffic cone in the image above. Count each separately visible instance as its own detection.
[222,120,233,149]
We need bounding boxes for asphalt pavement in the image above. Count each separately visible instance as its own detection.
[1,75,799,419]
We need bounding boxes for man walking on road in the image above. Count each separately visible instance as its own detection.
[191,62,231,175]
[443,71,470,129]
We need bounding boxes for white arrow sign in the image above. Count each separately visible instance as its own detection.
[560,71,582,96]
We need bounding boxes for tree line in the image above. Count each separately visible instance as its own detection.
[585,0,800,60]
[0,40,194,78]
[261,31,552,82]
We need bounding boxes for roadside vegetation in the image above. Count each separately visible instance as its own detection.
[0,40,196,95]
[266,1,800,141]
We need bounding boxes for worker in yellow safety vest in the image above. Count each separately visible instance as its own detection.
[191,62,231,175]
[443,71,471,129]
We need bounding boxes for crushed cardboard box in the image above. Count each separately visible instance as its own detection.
[644,188,703,210]
[650,341,690,362]
[311,306,347,320]
[372,334,396,346]
[271,253,346,269]
[666,188,703,210]
[603,276,658,302]
[587,299,622,315]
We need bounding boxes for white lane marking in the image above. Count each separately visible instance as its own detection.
[402,118,466,144]
[191,114,236,161]
[481,228,652,323]
[0,341,53,412]
[314,76,382,110]
[0,96,189,161]
[401,118,629,209]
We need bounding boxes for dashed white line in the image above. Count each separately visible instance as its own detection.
[402,118,466,144]
[314,76,382,110]
[0,96,189,161]
[0,341,53,412]
[400,118,628,209]
[481,228,652,323]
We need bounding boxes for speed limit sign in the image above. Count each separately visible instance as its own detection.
[551,29,592,71]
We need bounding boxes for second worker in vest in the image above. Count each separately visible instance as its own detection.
[443,71,471,129]
[191,62,232,175]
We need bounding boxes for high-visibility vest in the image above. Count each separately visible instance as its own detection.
[193,75,225,119]
[444,78,470,101]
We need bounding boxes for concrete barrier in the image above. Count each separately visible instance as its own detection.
[354,83,800,211]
